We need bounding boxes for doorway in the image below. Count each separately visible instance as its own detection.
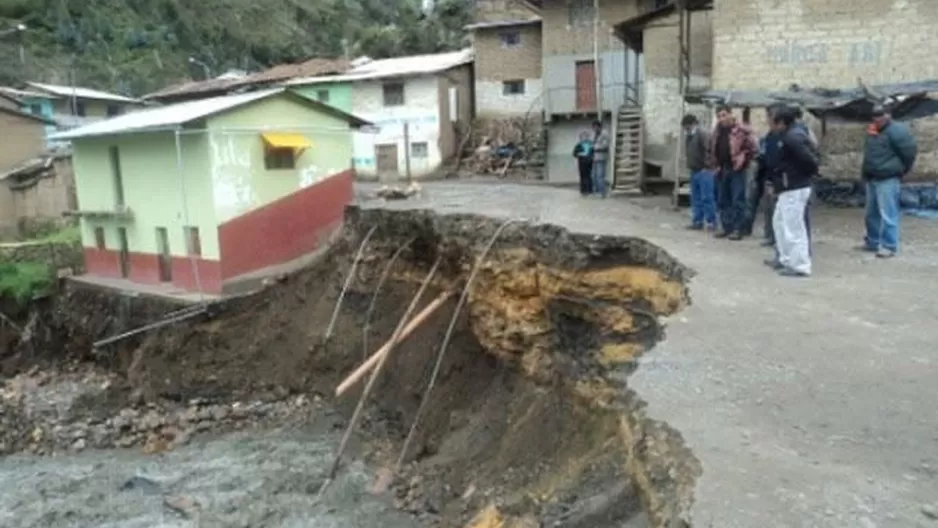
[375,143,399,181]
[117,227,130,278]
[575,60,597,111]
[156,227,172,282]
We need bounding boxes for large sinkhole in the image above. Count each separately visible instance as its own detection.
[0,206,700,528]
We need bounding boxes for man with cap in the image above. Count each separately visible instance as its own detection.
[860,106,917,258]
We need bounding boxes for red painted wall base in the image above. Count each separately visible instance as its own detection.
[218,169,353,280]
[82,248,223,294]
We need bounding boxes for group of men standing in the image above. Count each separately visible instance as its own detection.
[682,103,918,278]
[573,120,611,198]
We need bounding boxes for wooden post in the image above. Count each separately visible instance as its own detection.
[336,290,453,398]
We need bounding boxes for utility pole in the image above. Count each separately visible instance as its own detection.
[403,122,412,183]
[592,0,602,116]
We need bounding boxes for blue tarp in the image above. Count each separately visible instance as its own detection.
[813,179,938,218]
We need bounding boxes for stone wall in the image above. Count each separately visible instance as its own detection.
[711,0,938,90]
[0,239,84,274]
[820,116,938,181]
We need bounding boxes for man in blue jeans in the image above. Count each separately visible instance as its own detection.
[710,105,758,240]
[682,114,716,229]
[591,120,610,198]
[860,106,917,258]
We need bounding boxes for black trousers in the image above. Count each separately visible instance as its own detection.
[578,160,593,195]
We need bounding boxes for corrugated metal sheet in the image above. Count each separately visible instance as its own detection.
[287,49,474,87]
[26,82,139,103]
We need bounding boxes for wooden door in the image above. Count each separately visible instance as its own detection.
[117,227,130,278]
[575,60,597,111]
[156,227,172,282]
[375,144,399,180]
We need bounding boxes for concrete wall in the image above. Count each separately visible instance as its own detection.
[72,131,218,259]
[9,158,77,229]
[437,64,474,162]
[711,0,938,90]
[350,75,445,180]
[542,50,638,115]
[206,95,354,223]
[473,23,543,116]
[546,116,610,185]
[290,83,354,114]
[0,110,47,171]
[540,0,638,55]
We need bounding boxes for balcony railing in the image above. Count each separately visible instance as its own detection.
[542,82,641,117]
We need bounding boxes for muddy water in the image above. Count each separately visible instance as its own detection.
[0,423,417,528]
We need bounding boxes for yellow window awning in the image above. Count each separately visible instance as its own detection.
[261,132,312,150]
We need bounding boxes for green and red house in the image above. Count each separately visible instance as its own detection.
[53,88,368,295]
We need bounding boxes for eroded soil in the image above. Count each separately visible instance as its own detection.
[0,207,699,527]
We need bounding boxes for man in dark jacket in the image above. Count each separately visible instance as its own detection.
[682,114,716,230]
[860,106,917,258]
[572,131,593,196]
[747,104,784,242]
[767,107,818,277]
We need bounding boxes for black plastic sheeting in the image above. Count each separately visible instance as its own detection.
[813,179,938,218]
[686,79,938,122]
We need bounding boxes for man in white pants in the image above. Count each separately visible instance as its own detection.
[766,107,819,277]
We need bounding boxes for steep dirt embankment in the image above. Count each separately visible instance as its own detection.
[1,206,700,527]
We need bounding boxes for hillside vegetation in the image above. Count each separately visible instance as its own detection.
[0,0,471,96]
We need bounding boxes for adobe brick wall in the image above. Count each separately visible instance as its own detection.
[540,0,638,56]
[711,0,938,90]
[473,24,543,81]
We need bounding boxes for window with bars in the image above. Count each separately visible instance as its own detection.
[382,83,405,106]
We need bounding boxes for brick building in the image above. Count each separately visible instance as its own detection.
[468,1,543,116]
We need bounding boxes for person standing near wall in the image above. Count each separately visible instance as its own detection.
[682,114,716,230]
[747,104,784,243]
[591,120,610,198]
[572,131,594,196]
[767,107,818,277]
[859,106,917,258]
[711,105,758,240]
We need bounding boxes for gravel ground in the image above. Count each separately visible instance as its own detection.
[0,424,418,528]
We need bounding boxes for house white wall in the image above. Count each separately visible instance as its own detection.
[350,76,444,181]
[475,78,544,116]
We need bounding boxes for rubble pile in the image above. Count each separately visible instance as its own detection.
[0,365,318,457]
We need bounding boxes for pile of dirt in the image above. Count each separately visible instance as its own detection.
[1,206,701,527]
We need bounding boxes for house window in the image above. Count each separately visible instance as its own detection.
[316,89,330,103]
[264,147,297,170]
[94,227,106,250]
[503,80,526,95]
[382,82,405,106]
[184,226,202,257]
[28,104,41,115]
[74,101,86,117]
[106,104,122,117]
[411,142,429,158]
[500,30,521,48]
[568,0,595,26]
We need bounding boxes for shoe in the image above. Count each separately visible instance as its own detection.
[777,268,809,278]
[875,248,896,259]
[760,239,775,247]
[764,259,783,270]
[686,224,704,231]
[714,231,729,239]
[727,232,743,241]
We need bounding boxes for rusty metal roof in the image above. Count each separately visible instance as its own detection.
[144,57,349,101]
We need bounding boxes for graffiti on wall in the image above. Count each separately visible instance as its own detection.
[765,40,883,66]
[210,134,254,220]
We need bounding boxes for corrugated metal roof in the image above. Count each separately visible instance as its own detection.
[26,82,140,104]
[465,18,541,30]
[0,86,56,101]
[51,88,369,141]
[287,49,473,86]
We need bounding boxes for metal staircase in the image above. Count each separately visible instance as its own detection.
[612,105,643,193]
